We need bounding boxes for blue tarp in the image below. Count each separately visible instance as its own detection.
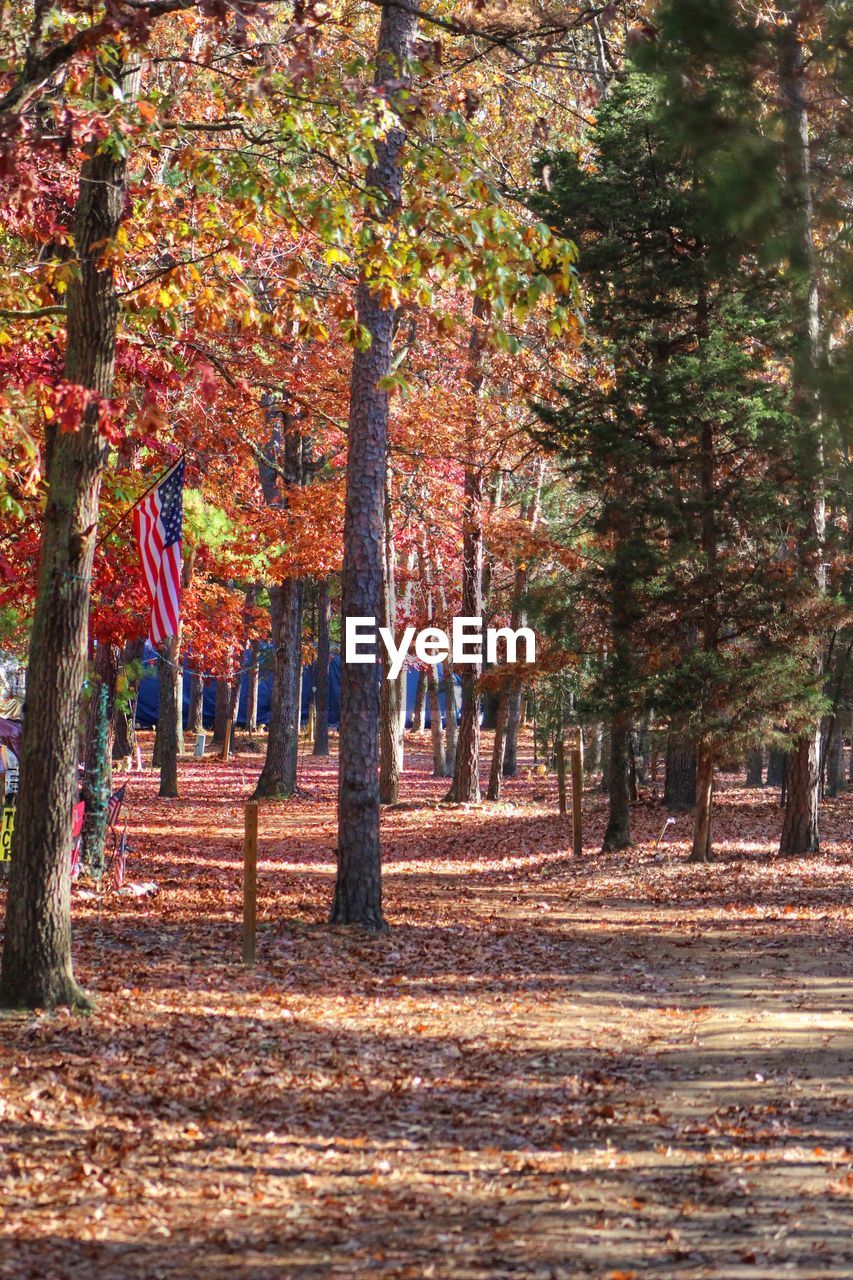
[134,644,458,730]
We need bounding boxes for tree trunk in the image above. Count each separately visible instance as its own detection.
[449,638,481,802]
[412,669,427,733]
[583,724,600,774]
[824,723,843,798]
[426,664,447,777]
[81,641,119,872]
[379,459,401,805]
[175,666,184,757]
[379,666,400,804]
[442,661,458,775]
[157,636,180,798]
[487,688,509,801]
[500,465,543,781]
[481,689,499,731]
[113,698,133,761]
[416,538,448,777]
[229,672,241,727]
[745,748,764,787]
[213,675,231,745]
[602,712,632,850]
[777,12,825,856]
[581,727,594,773]
[555,734,567,815]
[447,299,487,804]
[779,735,820,854]
[689,747,715,863]
[188,673,205,737]
[246,639,260,735]
[502,679,523,777]
[599,724,612,792]
[0,100,127,1009]
[332,0,417,926]
[113,637,144,762]
[628,728,639,804]
[636,719,650,786]
[313,576,331,756]
[664,735,697,811]
[767,746,787,789]
[253,580,302,798]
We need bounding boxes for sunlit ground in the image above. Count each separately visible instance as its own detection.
[1,731,851,1278]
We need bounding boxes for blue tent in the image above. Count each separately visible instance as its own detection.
[134,645,458,730]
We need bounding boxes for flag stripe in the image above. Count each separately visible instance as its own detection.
[133,460,184,646]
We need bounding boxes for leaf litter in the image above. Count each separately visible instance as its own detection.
[1,732,851,1279]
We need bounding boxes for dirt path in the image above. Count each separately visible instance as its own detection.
[1,736,851,1278]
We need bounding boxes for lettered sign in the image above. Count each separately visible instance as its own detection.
[0,805,14,861]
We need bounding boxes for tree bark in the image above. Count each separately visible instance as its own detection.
[664,735,697,811]
[628,728,639,804]
[412,669,427,733]
[213,675,231,745]
[584,724,601,775]
[1,99,127,1009]
[780,735,820,853]
[417,537,449,777]
[447,300,487,804]
[745,749,764,788]
[81,641,119,871]
[778,11,825,857]
[602,712,632,850]
[112,637,144,762]
[481,689,499,731]
[332,0,418,927]
[157,636,180,798]
[767,746,787,789]
[824,723,844,798]
[599,724,611,792]
[426,663,447,777]
[379,665,401,803]
[188,673,205,737]
[495,464,543,784]
[442,661,458,774]
[688,747,715,863]
[487,688,508,801]
[636,719,650,785]
[313,576,331,756]
[379,459,401,805]
[253,579,302,798]
[245,639,260,735]
[555,734,567,815]
[502,680,523,777]
[690,306,720,859]
[602,512,634,850]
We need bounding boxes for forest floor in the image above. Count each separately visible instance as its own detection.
[1,730,852,1280]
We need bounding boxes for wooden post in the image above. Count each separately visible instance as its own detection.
[568,727,583,857]
[555,736,567,815]
[243,801,258,965]
[222,717,233,762]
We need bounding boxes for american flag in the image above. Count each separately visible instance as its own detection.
[133,459,184,644]
[107,784,126,830]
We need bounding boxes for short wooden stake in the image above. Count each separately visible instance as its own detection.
[243,801,258,965]
[570,731,584,857]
